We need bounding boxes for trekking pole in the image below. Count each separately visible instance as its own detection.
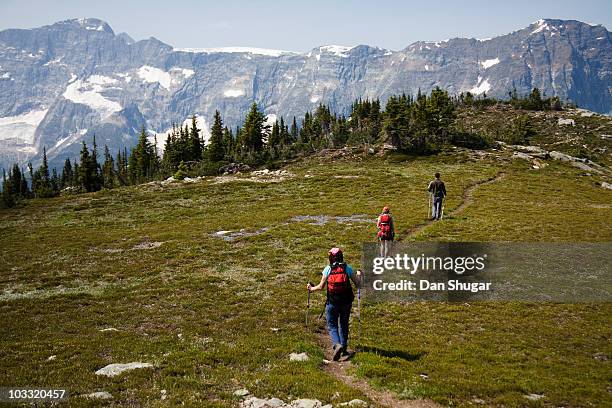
[428,193,432,219]
[306,282,312,326]
[357,270,362,346]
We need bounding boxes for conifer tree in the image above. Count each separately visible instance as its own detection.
[61,158,73,188]
[102,145,115,189]
[240,103,269,153]
[222,127,234,159]
[207,110,225,162]
[189,115,203,161]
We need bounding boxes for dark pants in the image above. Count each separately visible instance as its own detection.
[326,302,352,347]
[433,196,444,219]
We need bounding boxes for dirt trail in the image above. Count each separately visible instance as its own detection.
[316,332,440,408]
[397,172,506,241]
[315,172,507,407]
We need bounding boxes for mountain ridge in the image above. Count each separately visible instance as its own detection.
[0,17,609,170]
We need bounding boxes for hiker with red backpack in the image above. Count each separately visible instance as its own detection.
[377,206,395,257]
[307,248,361,361]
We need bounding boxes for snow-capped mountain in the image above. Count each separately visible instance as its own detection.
[0,17,609,170]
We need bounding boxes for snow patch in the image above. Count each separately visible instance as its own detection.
[174,47,297,57]
[63,78,122,119]
[137,66,172,89]
[87,75,118,86]
[469,76,491,95]
[0,108,48,144]
[0,72,11,79]
[531,19,550,34]
[115,73,132,83]
[319,45,354,57]
[310,96,320,103]
[137,66,194,89]
[224,89,245,97]
[480,57,500,69]
[170,67,194,78]
[264,114,277,127]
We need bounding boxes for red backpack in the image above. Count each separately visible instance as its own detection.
[378,213,392,239]
[327,262,354,304]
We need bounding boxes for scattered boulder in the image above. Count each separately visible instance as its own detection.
[602,182,612,190]
[510,145,548,157]
[132,241,163,250]
[47,355,57,361]
[511,152,533,161]
[220,163,252,174]
[558,118,575,126]
[85,391,113,400]
[290,399,323,408]
[289,352,310,362]
[161,389,167,400]
[241,396,287,408]
[593,352,608,361]
[549,150,583,162]
[240,396,333,408]
[183,176,205,183]
[524,393,544,401]
[339,399,368,407]
[95,362,153,377]
[234,389,251,398]
[99,327,119,332]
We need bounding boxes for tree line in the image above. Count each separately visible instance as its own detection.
[2,87,565,208]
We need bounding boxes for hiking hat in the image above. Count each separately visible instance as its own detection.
[382,206,390,213]
[328,247,342,256]
[328,247,343,264]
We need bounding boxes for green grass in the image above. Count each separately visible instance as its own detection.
[1,152,610,407]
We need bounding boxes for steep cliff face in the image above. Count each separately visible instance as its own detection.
[0,18,609,169]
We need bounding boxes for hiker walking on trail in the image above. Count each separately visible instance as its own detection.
[307,248,361,361]
[377,206,394,257]
[428,173,446,220]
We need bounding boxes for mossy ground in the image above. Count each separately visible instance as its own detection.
[1,150,610,407]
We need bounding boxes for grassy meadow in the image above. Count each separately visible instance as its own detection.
[1,150,611,407]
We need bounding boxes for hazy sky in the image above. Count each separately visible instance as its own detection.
[0,0,610,51]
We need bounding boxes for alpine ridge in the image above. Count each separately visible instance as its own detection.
[0,17,609,170]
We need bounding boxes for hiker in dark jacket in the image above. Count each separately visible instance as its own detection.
[427,172,446,220]
[307,248,361,361]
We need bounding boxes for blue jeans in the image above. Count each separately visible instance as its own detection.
[433,196,444,219]
[326,302,352,348]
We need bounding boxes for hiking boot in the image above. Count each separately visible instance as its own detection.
[332,344,342,361]
[341,345,349,356]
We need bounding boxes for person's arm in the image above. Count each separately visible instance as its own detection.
[307,273,327,292]
[351,269,362,288]
[376,215,381,229]
[442,182,447,197]
[427,181,433,192]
